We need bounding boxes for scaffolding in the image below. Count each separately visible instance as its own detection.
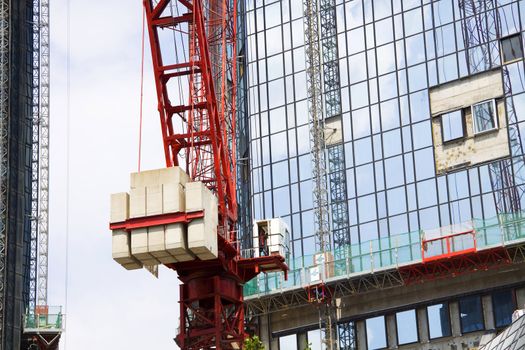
[303,0,335,347]
[0,0,8,342]
[29,0,41,316]
[321,0,353,346]
[37,0,50,309]
[303,0,331,255]
[459,0,525,215]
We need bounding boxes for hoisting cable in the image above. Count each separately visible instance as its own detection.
[64,0,71,347]
[138,6,146,172]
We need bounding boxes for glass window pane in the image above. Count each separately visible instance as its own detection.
[396,309,418,345]
[279,334,297,350]
[501,34,524,63]
[472,100,497,134]
[307,329,325,350]
[442,110,464,142]
[366,316,387,350]
[427,303,451,339]
[492,289,515,328]
[459,296,484,333]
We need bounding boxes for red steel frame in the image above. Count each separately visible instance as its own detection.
[138,1,287,349]
[400,229,511,285]
[421,230,477,263]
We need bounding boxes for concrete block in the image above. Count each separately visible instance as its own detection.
[146,184,163,216]
[188,219,218,260]
[112,230,137,265]
[159,166,189,186]
[121,260,143,270]
[140,257,160,266]
[131,228,154,262]
[186,182,218,260]
[185,181,207,212]
[130,187,146,218]
[131,166,189,188]
[157,256,177,265]
[147,225,177,264]
[166,223,194,262]
[110,192,129,223]
[131,169,160,189]
[163,182,185,214]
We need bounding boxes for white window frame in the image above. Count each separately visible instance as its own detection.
[471,99,498,135]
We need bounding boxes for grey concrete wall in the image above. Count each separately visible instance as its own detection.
[261,263,525,350]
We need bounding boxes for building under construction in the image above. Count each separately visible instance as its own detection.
[0,0,61,349]
[108,0,525,349]
[241,0,525,349]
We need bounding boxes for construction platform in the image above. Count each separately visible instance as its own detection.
[243,212,525,316]
[22,307,63,350]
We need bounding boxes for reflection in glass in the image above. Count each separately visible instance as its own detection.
[492,289,514,328]
[366,316,387,350]
[472,100,497,134]
[307,329,325,350]
[459,295,484,333]
[501,34,523,63]
[442,110,464,142]
[427,303,451,339]
[396,309,418,344]
[279,334,297,350]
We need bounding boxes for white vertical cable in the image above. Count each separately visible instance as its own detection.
[64,0,71,347]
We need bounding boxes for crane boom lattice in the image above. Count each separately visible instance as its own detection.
[117,2,290,349]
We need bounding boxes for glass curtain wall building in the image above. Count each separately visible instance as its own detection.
[244,0,525,270]
[242,0,525,348]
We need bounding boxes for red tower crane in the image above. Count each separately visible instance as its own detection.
[110,1,288,349]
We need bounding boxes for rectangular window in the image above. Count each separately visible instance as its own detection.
[279,334,298,350]
[307,329,325,350]
[441,110,464,142]
[492,289,515,328]
[396,309,418,345]
[459,295,484,333]
[427,303,451,339]
[472,100,498,134]
[501,34,524,63]
[366,316,387,350]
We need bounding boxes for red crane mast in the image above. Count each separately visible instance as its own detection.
[137,1,287,348]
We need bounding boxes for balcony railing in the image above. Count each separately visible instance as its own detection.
[24,306,64,331]
[244,212,525,298]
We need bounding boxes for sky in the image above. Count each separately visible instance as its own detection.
[47,1,182,348]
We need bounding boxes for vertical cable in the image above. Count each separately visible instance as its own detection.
[64,0,71,347]
[138,6,145,172]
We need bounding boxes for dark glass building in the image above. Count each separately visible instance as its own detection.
[0,0,35,348]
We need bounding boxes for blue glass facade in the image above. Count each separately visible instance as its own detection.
[244,0,525,259]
